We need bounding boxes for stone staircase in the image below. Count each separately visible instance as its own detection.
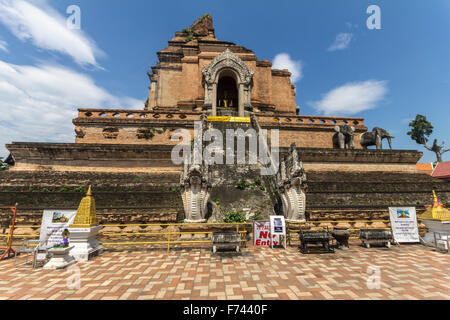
[203,119,276,222]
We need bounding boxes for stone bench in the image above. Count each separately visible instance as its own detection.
[211,232,241,253]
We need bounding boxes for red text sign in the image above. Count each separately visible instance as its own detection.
[253,221,280,246]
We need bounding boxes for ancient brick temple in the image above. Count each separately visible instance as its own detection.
[1,14,449,224]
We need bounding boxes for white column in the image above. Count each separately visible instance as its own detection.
[212,83,217,116]
[238,83,245,117]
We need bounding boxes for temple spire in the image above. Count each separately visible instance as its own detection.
[188,14,214,37]
[70,185,99,228]
[418,190,450,221]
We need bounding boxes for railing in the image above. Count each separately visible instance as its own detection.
[2,223,248,253]
[0,225,40,246]
[101,222,248,252]
[256,114,365,127]
[4,220,396,252]
[0,206,18,260]
[76,109,366,127]
[77,109,203,121]
[286,220,391,245]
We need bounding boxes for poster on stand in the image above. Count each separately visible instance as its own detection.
[39,210,77,247]
[388,207,420,243]
[253,221,280,246]
[269,216,286,249]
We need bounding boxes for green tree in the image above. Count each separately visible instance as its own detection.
[407,114,449,162]
[0,157,9,171]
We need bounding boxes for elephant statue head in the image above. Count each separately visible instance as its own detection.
[360,127,395,150]
[333,125,355,149]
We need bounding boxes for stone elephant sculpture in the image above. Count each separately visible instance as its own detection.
[333,125,355,149]
[360,127,394,150]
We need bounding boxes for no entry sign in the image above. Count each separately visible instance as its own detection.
[253,221,280,246]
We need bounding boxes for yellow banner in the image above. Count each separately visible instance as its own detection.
[207,116,230,122]
[207,116,251,123]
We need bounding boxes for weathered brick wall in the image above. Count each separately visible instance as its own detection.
[0,170,448,227]
[0,171,183,226]
[305,171,450,220]
[7,143,422,174]
[254,60,273,106]
[77,126,193,145]
[271,70,296,113]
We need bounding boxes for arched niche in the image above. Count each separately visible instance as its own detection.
[216,70,239,116]
[202,49,254,117]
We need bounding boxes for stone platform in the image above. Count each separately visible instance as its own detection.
[0,244,449,300]
[6,142,422,173]
[0,166,449,225]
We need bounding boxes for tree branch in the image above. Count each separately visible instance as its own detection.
[423,141,432,151]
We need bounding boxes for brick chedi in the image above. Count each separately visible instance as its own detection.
[1,14,449,226]
[66,14,369,153]
[145,14,296,115]
[7,14,415,173]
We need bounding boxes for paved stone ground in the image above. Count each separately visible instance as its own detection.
[0,243,449,300]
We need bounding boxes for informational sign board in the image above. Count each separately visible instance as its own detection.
[39,210,77,247]
[269,216,286,249]
[388,207,420,243]
[253,221,280,246]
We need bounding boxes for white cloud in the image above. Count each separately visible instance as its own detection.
[0,0,102,67]
[310,80,388,116]
[272,53,303,83]
[345,22,358,29]
[401,118,413,124]
[328,33,353,51]
[0,60,143,157]
[0,40,7,52]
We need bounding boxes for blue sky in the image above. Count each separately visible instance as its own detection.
[0,0,449,162]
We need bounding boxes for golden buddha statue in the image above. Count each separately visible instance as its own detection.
[219,90,233,109]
